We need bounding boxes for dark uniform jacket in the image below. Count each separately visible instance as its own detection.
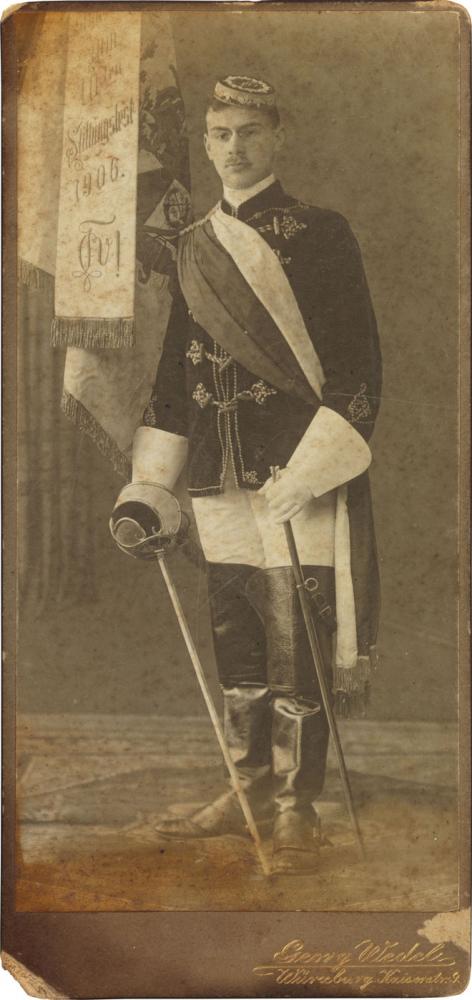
[142,179,382,498]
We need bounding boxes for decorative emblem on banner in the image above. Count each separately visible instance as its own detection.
[163,184,192,230]
[136,52,192,284]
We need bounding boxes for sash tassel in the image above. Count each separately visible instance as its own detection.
[333,648,378,717]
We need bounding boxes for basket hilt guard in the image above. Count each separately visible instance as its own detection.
[109,481,188,559]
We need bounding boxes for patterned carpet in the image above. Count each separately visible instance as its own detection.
[16,714,459,912]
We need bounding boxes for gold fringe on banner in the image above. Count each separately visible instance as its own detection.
[61,390,131,479]
[52,317,135,350]
[18,257,54,295]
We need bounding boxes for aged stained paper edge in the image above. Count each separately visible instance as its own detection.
[1,952,70,999]
[1,1,470,997]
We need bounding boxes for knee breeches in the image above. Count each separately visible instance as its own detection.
[206,562,335,702]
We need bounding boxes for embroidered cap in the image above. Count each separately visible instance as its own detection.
[213,76,277,109]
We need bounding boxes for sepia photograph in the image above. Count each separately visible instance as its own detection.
[2,1,470,995]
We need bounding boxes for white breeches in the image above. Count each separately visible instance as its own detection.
[191,475,336,569]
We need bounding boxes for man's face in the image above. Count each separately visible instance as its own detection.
[204,106,284,190]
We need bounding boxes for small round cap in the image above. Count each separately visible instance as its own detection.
[213,75,276,109]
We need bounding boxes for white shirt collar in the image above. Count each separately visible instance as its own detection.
[223,174,276,210]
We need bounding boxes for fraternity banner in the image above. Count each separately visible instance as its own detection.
[52,11,141,348]
[60,9,192,474]
[17,12,68,287]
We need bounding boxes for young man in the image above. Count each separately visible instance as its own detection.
[131,76,382,873]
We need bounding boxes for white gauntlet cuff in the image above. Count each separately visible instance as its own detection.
[132,426,188,491]
[287,405,372,497]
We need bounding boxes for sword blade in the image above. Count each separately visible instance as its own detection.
[156,550,271,876]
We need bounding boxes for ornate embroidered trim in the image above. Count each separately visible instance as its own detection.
[192,378,276,411]
[246,201,309,224]
[280,211,307,240]
[247,379,277,405]
[192,351,274,490]
[186,339,233,370]
[179,205,218,236]
[216,91,271,108]
[227,365,240,482]
[347,382,371,421]
[242,470,260,485]
[188,484,224,494]
[205,347,233,370]
[186,339,205,365]
[273,249,292,266]
[192,382,213,408]
[212,344,231,483]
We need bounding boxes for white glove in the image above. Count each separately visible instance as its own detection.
[258,468,313,523]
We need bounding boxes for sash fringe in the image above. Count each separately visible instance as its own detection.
[61,390,131,479]
[333,648,378,718]
[335,686,370,718]
[19,258,54,294]
[52,317,135,350]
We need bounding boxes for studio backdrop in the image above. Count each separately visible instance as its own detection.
[17,6,460,722]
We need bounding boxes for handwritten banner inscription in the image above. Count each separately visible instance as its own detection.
[54,12,141,338]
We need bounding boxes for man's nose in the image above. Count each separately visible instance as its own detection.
[228,132,244,153]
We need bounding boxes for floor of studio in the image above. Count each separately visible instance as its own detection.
[16,714,459,912]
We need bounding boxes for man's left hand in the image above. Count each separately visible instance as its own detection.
[259,468,313,523]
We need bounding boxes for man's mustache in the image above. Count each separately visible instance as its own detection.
[225,157,250,166]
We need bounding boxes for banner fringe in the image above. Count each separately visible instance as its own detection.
[61,390,131,480]
[18,257,54,294]
[52,316,135,350]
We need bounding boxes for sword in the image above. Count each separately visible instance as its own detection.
[270,466,366,860]
[156,549,271,876]
[109,492,270,877]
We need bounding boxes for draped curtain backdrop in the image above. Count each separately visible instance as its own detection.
[15,8,460,721]
[18,278,101,605]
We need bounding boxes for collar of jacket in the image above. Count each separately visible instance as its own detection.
[220,179,292,222]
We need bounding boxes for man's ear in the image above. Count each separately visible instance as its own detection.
[274,125,285,153]
[203,132,213,161]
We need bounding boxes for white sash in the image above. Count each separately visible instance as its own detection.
[210,205,359,669]
[210,207,325,400]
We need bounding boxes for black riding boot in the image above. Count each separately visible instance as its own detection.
[264,565,334,874]
[155,683,273,838]
[271,695,329,872]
